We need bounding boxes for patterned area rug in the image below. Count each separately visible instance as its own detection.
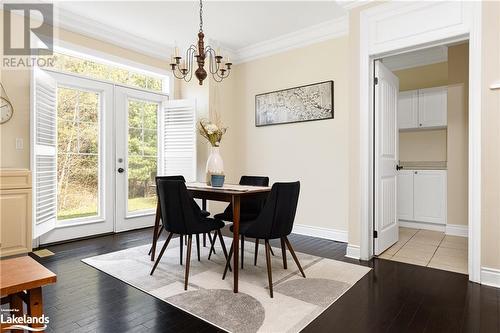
[83,237,370,333]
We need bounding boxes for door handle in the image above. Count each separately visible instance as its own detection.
[396,165,403,171]
[117,167,125,173]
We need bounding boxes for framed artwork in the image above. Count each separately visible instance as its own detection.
[255,80,334,127]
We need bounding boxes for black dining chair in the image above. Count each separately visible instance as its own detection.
[213,176,270,267]
[222,181,305,298]
[150,179,230,290]
[149,175,211,262]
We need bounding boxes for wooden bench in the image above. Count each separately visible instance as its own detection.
[1,256,56,332]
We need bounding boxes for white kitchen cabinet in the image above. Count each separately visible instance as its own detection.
[398,90,419,129]
[398,86,447,130]
[397,170,446,225]
[418,86,447,128]
[397,170,414,220]
[413,170,447,224]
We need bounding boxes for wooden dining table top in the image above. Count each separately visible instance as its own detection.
[185,182,271,195]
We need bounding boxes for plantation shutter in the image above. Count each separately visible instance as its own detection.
[161,99,197,182]
[32,68,58,238]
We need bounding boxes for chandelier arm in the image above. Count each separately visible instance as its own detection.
[206,48,220,75]
[185,46,196,82]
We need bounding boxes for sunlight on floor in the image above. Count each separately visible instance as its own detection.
[378,227,468,274]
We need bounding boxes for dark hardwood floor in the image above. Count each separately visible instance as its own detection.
[30,227,499,333]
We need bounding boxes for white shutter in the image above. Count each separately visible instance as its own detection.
[161,99,197,182]
[31,68,58,238]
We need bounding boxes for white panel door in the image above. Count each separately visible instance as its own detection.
[374,60,400,255]
[397,170,414,220]
[398,90,418,129]
[413,170,447,224]
[418,86,447,128]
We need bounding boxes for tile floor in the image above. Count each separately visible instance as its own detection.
[378,227,468,274]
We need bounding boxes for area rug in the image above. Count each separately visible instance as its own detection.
[82,236,370,333]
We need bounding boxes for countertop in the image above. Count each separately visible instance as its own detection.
[399,161,447,170]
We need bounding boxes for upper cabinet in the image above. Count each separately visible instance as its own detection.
[398,86,447,130]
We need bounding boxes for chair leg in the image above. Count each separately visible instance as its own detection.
[264,239,273,298]
[217,229,231,272]
[270,246,275,256]
[150,232,173,275]
[196,234,201,261]
[149,225,164,255]
[254,239,259,266]
[180,235,183,265]
[280,237,287,269]
[222,242,234,280]
[184,235,192,290]
[207,231,216,255]
[203,233,206,247]
[208,231,218,260]
[284,237,306,278]
[241,235,245,269]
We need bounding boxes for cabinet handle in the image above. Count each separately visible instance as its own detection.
[419,123,422,127]
[414,171,418,174]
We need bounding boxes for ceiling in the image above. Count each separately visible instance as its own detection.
[52,1,350,61]
[382,46,448,71]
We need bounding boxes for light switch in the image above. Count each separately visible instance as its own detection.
[15,138,23,150]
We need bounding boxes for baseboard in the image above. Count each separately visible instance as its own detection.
[399,220,445,232]
[445,224,469,237]
[481,267,500,288]
[292,224,348,243]
[345,244,360,260]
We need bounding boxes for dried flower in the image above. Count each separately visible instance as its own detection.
[198,116,228,147]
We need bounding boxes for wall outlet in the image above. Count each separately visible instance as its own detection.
[15,138,23,150]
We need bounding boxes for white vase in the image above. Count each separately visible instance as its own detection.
[206,146,224,185]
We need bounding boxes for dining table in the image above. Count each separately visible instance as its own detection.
[150,182,272,293]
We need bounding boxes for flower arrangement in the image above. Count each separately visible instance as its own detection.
[198,117,228,147]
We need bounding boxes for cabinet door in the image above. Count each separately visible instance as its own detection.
[398,90,418,129]
[0,189,32,257]
[413,170,446,224]
[397,171,414,220]
[418,86,447,128]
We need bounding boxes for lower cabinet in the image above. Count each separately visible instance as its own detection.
[0,169,32,257]
[397,170,447,225]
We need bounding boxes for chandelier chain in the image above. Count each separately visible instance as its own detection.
[199,0,203,32]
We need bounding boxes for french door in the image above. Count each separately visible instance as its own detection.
[33,70,195,245]
[115,86,168,232]
[36,70,115,245]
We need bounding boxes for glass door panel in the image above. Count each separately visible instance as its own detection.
[115,86,168,232]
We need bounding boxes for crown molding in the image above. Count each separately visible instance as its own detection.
[54,7,172,61]
[233,16,348,64]
[382,46,448,71]
[48,7,347,66]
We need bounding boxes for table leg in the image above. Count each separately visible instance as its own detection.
[151,200,161,261]
[232,195,240,293]
[11,293,24,333]
[28,287,44,332]
[202,199,207,247]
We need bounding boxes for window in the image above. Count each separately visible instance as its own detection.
[127,99,159,213]
[56,87,100,220]
[51,52,165,93]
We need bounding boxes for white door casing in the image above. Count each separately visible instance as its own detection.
[374,60,400,255]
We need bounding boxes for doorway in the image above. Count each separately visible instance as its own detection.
[373,43,469,275]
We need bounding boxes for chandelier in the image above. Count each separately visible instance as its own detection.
[169,0,232,85]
